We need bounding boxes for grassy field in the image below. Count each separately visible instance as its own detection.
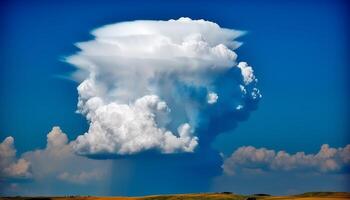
[1,192,349,200]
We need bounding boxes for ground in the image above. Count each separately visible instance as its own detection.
[1,192,350,200]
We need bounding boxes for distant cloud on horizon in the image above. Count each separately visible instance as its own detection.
[2,131,349,189]
[0,127,112,185]
[0,137,31,179]
[222,144,350,176]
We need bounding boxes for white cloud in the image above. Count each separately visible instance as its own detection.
[0,137,31,179]
[251,88,262,100]
[239,85,247,94]
[237,62,257,85]
[207,92,218,104]
[236,105,244,110]
[21,127,111,184]
[67,17,261,156]
[73,95,198,155]
[222,144,350,175]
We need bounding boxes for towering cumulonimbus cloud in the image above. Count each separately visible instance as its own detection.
[66,17,261,156]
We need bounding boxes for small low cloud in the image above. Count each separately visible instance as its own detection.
[21,127,112,184]
[0,127,112,187]
[222,144,350,176]
[0,137,31,179]
[207,92,218,104]
[237,62,258,86]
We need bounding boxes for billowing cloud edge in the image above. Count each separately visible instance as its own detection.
[0,137,31,179]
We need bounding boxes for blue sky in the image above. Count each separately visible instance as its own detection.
[0,0,349,196]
